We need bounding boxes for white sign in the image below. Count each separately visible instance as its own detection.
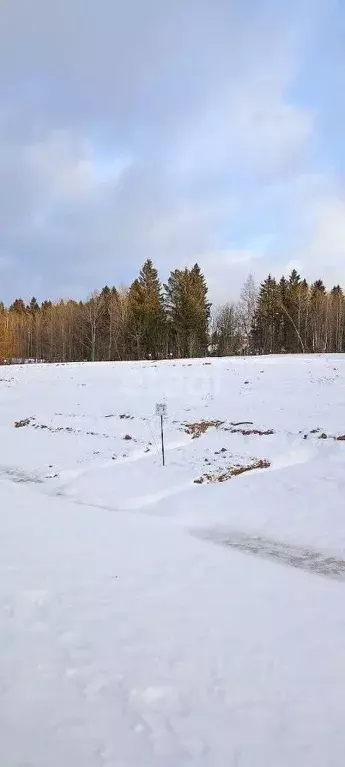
[155,402,167,417]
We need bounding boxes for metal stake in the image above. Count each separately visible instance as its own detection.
[160,414,165,466]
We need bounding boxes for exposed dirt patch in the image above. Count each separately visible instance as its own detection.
[31,422,116,440]
[230,460,271,476]
[14,416,141,443]
[35,423,74,433]
[14,418,32,428]
[184,420,225,439]
[224,426,274,436]
[106,413,134,420]
[183,419,274,440]
[194,458,270,484]
[303,429,345,442]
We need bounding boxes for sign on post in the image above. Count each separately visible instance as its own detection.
[155,403,167,465]
[155,403,167,418]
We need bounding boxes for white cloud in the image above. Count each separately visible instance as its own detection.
[283,259,304,275]
[300,192,345,285]
[25,133,94,202]
[0,0,343,303]
[197,249,263,304]
[24,131,130,205]
[171,91,313,183]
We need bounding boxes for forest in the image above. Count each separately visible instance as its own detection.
[0,261,344,362]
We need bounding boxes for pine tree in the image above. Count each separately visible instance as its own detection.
[165,264,210,358]
[28,297,39,312]
[128,260,166,359]
[9,298,26,313]
[252,275,279,354]
[277,271,306,353]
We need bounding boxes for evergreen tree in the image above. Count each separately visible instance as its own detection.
[10,298,26,313]
[128,260,166,359]
[165,264,210,358]
[252,275,279,354]
[277,276,289,352]
[278,271,306,353]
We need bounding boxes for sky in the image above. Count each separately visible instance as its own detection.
[0,0,344,305]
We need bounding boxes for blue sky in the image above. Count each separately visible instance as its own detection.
[0,0,344,304]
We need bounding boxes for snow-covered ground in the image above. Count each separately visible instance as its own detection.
[1,355,345,766]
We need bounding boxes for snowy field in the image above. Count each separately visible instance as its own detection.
[1,354,345,766]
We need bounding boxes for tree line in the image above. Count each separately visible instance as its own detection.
[213,270,345,356]
[0,260,210,362]
[1,262,344,362]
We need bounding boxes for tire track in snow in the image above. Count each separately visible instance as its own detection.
[193,529,345,581]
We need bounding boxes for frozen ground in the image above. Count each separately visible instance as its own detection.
[1,354,345,766]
